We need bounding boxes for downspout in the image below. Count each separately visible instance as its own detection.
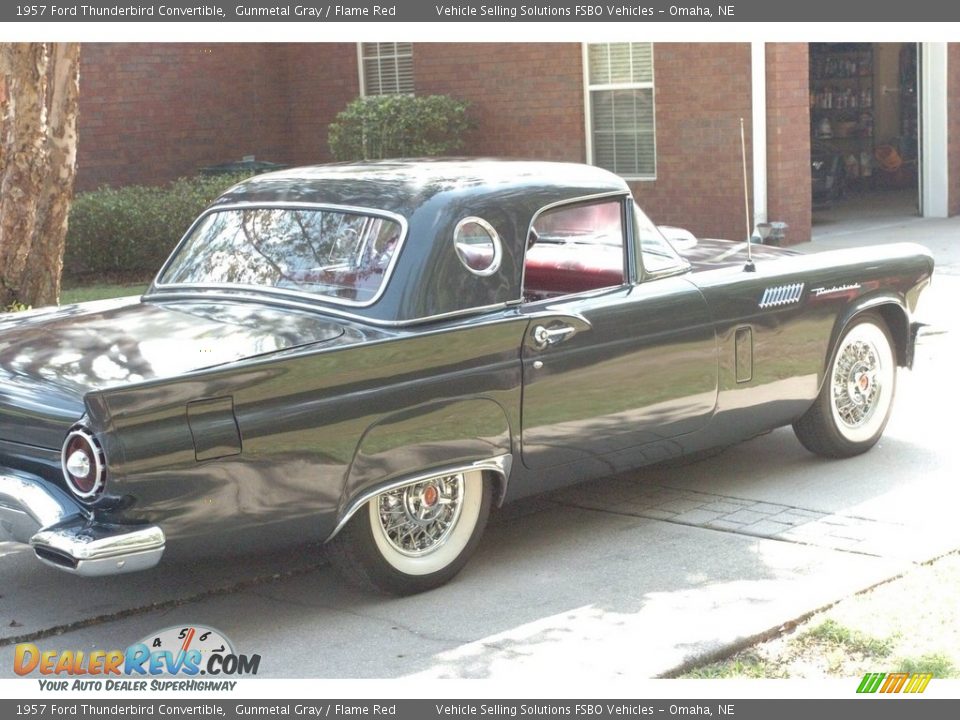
[751,42,768,229]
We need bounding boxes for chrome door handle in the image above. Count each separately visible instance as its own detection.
[533,324,576,348]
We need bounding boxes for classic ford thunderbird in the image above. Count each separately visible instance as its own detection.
[0,160,933,594]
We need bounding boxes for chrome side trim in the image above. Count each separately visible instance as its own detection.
[144,290,515,329]
[85,309,531,399]
[326,453,513,542]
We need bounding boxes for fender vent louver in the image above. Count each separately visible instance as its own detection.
[758,283,805,309]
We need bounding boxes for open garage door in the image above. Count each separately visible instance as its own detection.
[809,43,921,235]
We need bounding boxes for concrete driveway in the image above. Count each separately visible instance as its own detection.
[2,219,958,681]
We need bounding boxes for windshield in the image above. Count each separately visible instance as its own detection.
[158,207,404,305]
[633,203,688,275]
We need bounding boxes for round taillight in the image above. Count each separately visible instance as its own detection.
[61,428,106,500]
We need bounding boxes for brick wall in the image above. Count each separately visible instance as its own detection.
[421,42,782,245]
[628,43,756,243]
[282,43,359,166]
[78,44,291,190]
[626,43,810,244]
[765,43,812,245]
[75,42,581,185]
[74,42,815,244]
[414,43,585,161]
[949,44,960,216]
[76,43,357,191]
[415,43,772,243]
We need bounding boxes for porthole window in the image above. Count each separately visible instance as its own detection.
[454,217,501,276]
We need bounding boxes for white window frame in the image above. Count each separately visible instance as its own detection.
[582,43,657,181]
[357,42,414,97]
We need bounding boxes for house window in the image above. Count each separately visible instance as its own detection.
[584,43,656,179]
[359,43,414,96]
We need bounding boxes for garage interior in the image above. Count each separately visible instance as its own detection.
[809,42,920,231]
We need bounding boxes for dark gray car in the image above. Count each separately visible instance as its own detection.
[0,160,933,595]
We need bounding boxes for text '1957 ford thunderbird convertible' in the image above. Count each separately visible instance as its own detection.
[0,160,934,594]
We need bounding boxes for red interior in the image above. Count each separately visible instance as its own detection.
[523,243,624,299]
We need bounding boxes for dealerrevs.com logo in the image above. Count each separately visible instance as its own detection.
[14,625,260,691]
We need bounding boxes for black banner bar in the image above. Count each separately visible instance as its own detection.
[2,0,960,23]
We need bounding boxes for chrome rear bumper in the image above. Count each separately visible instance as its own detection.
[0,468,164,576]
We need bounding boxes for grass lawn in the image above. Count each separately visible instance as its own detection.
[60,282,149,305]
[681,551,960,679]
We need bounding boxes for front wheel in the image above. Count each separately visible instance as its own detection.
[793,313,897,458]
[326,470,492,595]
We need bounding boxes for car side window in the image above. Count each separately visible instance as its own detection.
[633,202,688,277]
[454,217,502,276]
[522,199,626,302]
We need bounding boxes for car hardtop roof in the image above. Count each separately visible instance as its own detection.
[211,158,631,217]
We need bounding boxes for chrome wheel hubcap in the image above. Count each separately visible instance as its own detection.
[377,474,464,557]
[833,339,881,427]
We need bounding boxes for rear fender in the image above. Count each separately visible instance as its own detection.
[334,398,513,538]
[328,453,511,542]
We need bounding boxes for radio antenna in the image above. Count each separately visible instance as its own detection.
[740,117,755,272]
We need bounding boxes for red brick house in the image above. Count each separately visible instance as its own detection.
[75,42,960,246]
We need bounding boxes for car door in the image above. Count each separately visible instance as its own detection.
[520,198,718,470]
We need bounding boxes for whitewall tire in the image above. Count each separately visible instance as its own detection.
[327,470,492,595]
[794,313,897,458]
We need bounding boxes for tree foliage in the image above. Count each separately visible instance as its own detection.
[328,94,470,162]
[64,173,248,283]
[0,43,80,308]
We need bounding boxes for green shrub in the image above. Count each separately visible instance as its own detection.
[328,94,470,162]
[64,173,248,283]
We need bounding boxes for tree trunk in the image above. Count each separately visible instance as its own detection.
[0,42,79,309]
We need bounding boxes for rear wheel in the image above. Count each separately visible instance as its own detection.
[793,314,897,458]
[327,470,491,595]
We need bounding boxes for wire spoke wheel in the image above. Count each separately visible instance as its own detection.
[831,338,883,430]
[828,321,895,444]
[794,313,897,458]
[327,469,492,595]
[376,474,465,557]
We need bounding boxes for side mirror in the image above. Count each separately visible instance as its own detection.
[657,225,698,251]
